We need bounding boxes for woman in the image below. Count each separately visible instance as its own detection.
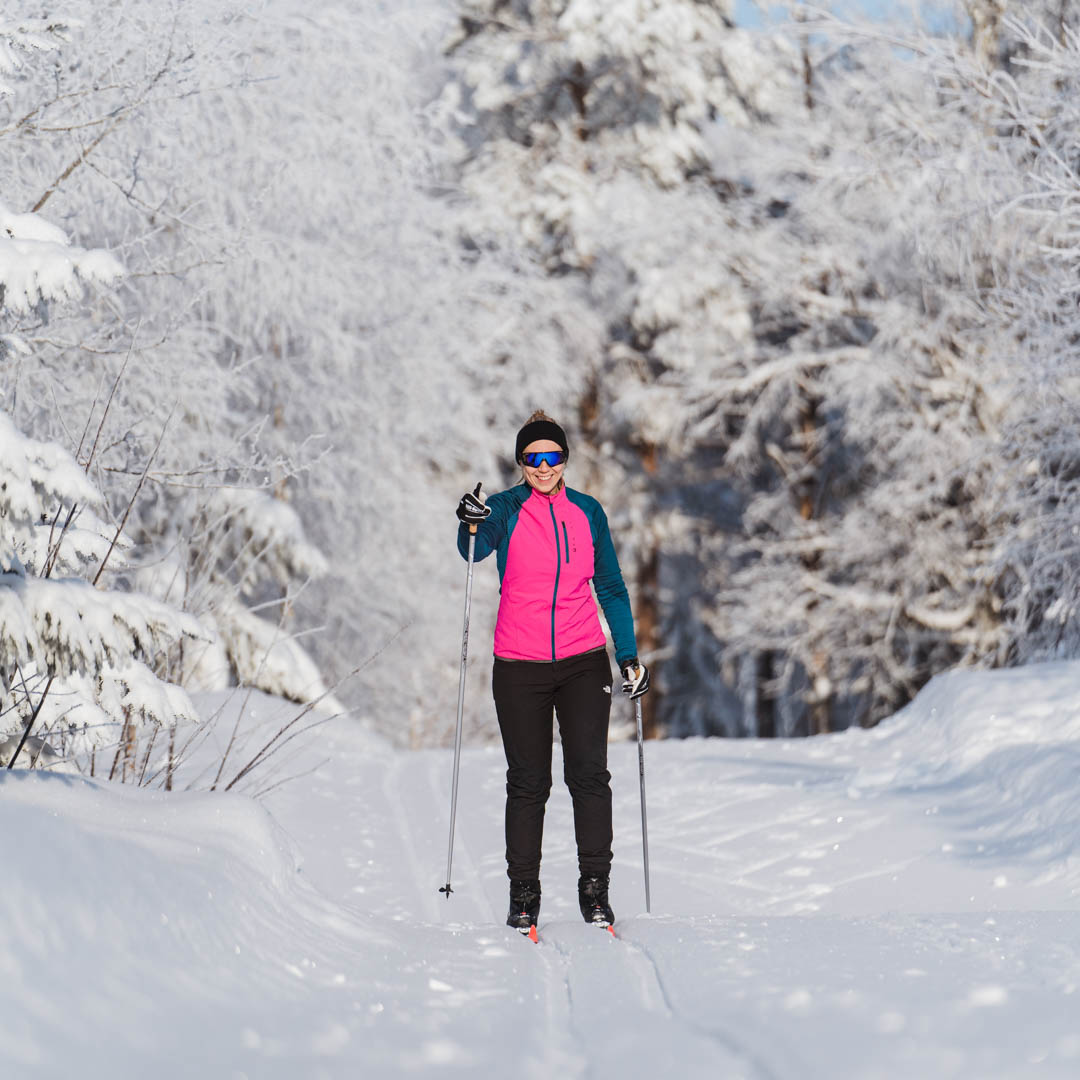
[455,411,649,934]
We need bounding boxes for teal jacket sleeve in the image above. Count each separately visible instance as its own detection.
[590,504,638,669]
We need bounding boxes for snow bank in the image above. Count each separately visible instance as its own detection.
[845,662,1080,869]
[5,663,1080,1079]
[856,661,1080,782]
[0,767,398,1078]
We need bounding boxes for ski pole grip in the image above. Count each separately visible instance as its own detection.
[469,481,483,535]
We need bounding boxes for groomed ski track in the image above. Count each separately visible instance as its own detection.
[265,672,1080,1080]
[9,669,1080,1078]
[270,731,788,1080]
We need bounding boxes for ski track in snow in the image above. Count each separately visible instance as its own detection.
[266,719,788,1078]
[7,665,1080,1077]
[383,744,741,1077]
[263,665,1080,1079]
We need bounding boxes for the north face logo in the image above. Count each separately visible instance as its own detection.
[602,685,612,694]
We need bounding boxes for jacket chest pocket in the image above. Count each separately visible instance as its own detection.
[559,517,590,572]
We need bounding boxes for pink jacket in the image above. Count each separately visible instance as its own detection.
[458,483,638,666]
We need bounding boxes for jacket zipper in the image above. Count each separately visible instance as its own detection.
[549,504,561,661]
[561,521,570,564]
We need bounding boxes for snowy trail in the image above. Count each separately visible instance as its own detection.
[5,664,1080,1077]
[268,717,786,1077]
[263,664,1080,1078]
[269,729,747,1077]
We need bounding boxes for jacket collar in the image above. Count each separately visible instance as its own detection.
[526,481,566,506]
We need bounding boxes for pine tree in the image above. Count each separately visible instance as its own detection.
[0,409,205,770]
[1,7,338,716]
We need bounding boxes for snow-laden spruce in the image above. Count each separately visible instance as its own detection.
[0,412,205,769]
[0,18,71,96]
[2,10,342,719]
[0,198,122,320]
[0,79,335,770]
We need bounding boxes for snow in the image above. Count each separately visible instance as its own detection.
[3,661,1080,1077]
[0,575,205,679]
[0,412,102,537]
[0,210,123,314]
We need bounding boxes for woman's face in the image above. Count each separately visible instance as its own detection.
[521,439,566,495]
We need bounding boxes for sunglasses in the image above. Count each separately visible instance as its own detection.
[521,450,567,468]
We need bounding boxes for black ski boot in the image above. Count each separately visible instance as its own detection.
[578,875,614,927]
[506,878,541,934]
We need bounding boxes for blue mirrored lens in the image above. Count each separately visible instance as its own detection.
[523,451,566,468]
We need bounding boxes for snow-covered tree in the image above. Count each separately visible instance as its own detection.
[0,409,204,771]
[439,0,805,735]
[1,1,614,746]
[0,17,69,98]
[0,30,210,768]
[929,12,1080,667]
[674,20,1027,736]
[441,0,1032,737]
[1,3,339,711]
[445,0,788,189]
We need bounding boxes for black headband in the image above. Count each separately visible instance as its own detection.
[515,420,569,463]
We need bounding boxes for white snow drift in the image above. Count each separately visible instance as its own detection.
[2,662,1080,1078]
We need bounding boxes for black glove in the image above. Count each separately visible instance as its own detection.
[621,659,649,699]
[456,483,490,525]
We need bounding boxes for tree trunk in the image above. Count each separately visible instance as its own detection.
[636,544,661,739]
[795,6,814,113]
[755,651,777,739]
[965,0,1007,68]
[798,393,833,736]
[807,652,831,736]
[166,725,175,791]
[567,60,589,141]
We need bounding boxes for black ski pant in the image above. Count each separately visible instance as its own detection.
[492,648,613,881]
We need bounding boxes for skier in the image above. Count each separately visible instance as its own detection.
[455,411,650,934]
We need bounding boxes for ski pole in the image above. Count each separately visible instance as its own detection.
[440,483,481,899]
[634,693,651,913]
